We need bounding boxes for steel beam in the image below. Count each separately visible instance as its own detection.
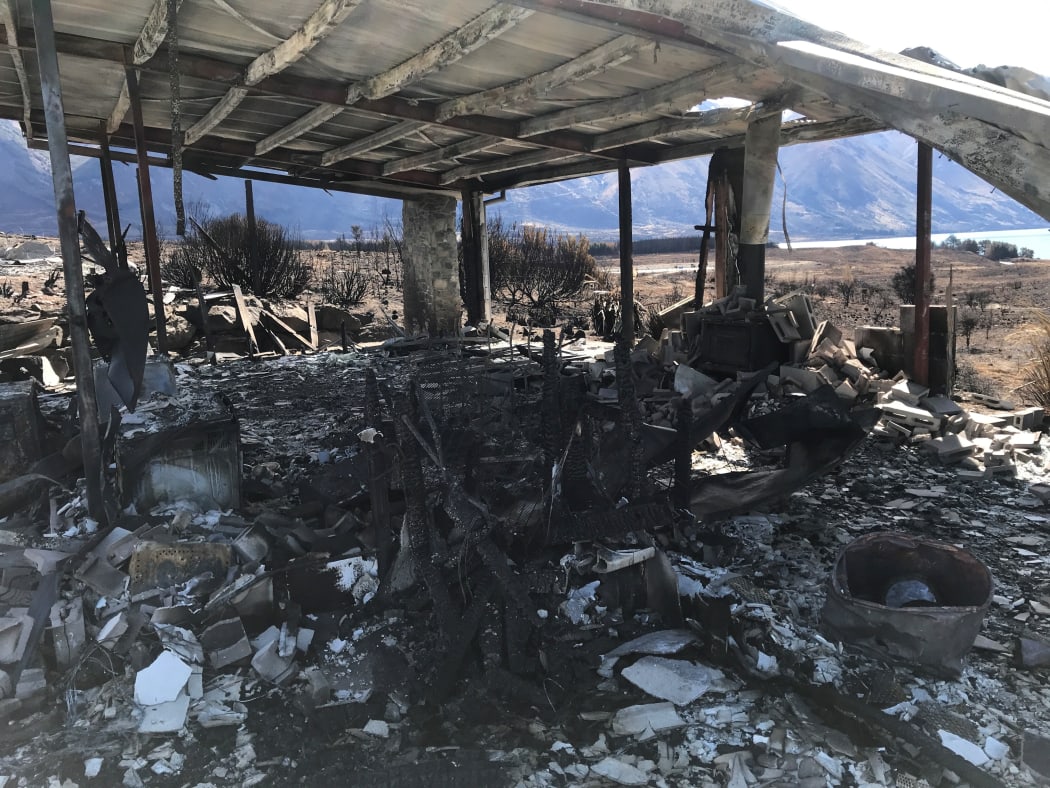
[126,66,168,353]
[30,0,105,521]
[913,141,932,386]
[618,161,634,345]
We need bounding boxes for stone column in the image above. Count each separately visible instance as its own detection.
[402,194,462,335]
[738,113,782,301]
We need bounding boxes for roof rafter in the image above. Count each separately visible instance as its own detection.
[260,4,532,163]
[590,96,788,151]
[0,0,31,139]
[184,0,361,146]
[435,33,649,122]
[518,62,736,137]
[347,3,534,104]
[383,134,505,176]
[439,148,581,185]
[320,119,428,166]
[254,103,345,155]
[105,0,186,134]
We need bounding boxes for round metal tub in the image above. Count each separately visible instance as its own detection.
[821,531,993,675]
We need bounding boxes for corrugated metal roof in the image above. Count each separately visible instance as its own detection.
[0,0,1047,217]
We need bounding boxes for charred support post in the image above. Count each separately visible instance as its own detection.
[460,189,491,325]
[710,148,744,299]
[402,194,462,334]
[98,123,122,256]
[30,0,105,520]
[126,66,168,354]
[618,161,634,344]
[738,113,781,302]
[245,180,262,297]
[913,141,933,387]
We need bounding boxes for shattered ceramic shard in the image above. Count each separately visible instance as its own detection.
[938,730,989,766]
[363,719,389,737]
[138,692,191,734]
[194,700,248,728]
[251,640,297,684]
[620,656,737,705]
[135,650,191,706]
[84,757,103,778]
[591,756,648,786]
[984,736,1009,760]
[599,629,698,677]
[1019,635,1050,669]
[610,702,686,738]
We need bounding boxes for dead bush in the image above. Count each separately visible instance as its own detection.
[173,213,312,298]
[489,217,598,325]
[1021,310,1050,408]
[162,246,204,289]
[320,255,370,307]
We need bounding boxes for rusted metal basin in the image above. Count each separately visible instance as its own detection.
[821,531,993,675]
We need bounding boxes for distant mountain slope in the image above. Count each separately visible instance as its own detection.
[0,121,1043,242]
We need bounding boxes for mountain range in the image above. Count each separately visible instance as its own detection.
[0,120,1043,243]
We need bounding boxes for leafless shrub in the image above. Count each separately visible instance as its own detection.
[162,246,204,289]
[489,217,598,325]
[320,255,370,307]
[1021,311,1050,408]
[172,213,312,298]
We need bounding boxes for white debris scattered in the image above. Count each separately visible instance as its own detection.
[621,656,737,705]
[938,729,990,766]
[134,650,191,706]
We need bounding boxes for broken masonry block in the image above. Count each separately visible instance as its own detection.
[775,292,817,339]
[778,365,822,393]
[921,395,964,417]
[201,618,253,670]
[766,308,802,342]
[0,612,32,665]
[1020,635,1050,670]
[0,381,44,484]
[1012,406,1045,430]
[928,433,976,464]
[47,598,85,670]
[115,393,241,512]
[887,379,929,407]
[834,381,858,402]
[877,401,942,431]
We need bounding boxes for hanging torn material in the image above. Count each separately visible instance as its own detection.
[168,0,185,236]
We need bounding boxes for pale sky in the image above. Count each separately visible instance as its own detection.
[773,0,1050,76]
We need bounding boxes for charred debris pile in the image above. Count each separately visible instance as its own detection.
[1,290,1050,785]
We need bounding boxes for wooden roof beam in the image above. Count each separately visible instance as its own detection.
[435,33,649,122]
[184,0,361,146]
[0,0,32,139]
[254,103,345,155]
[347,3,534,103]
[269,5,531,163]
[439,148,582,185]
[104,0,187,134]
[590,98,786,151]
[320,119,428,166]
[517,62,746,137]
[383,134,505,176]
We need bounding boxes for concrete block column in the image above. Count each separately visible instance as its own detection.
[738,113,781,302]
[402,194,462,335]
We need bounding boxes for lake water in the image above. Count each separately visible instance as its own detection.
[779,227,1050,260]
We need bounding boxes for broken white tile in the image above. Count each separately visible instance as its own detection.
[599,629,698,677]
[938,730,989,766]
[362,719,389,738]
[84,758,103,778]
[591,756,649,786]
[135,650,191,706]
[620,657,737,705]
[984,736,1009,760]
[138,692,191,734]
[611,702,686,739]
